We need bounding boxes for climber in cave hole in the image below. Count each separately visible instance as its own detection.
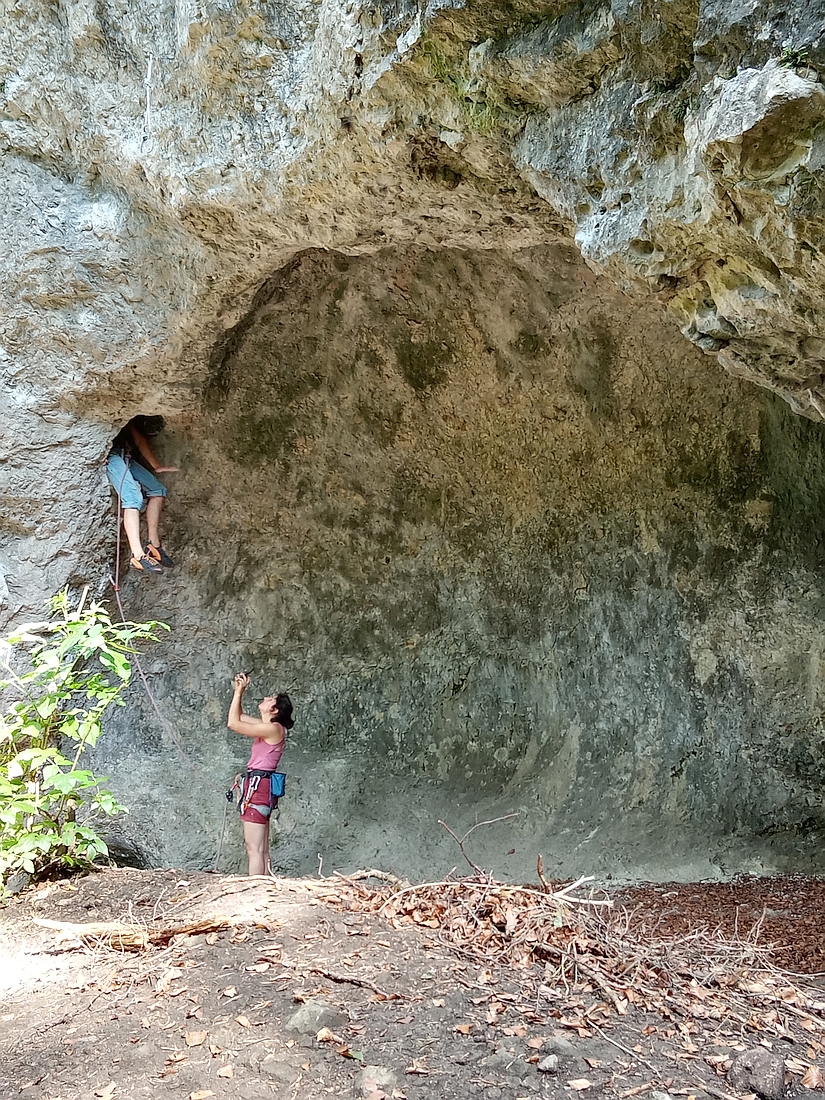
[107,415,178,574]
[228,672,293,877]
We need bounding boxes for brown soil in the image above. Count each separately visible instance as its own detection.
[1,869,824,1100]
[614,878,825,975]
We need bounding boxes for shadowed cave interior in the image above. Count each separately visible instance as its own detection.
[90,242,825,883]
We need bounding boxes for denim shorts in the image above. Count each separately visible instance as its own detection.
[107,453,168,511]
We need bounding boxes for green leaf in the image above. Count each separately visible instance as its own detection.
[35,698,57,719]
[94,791,127,816]
[59,715,80,739]
[42,770,83,795]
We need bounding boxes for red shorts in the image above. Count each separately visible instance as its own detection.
[239,775,278,824]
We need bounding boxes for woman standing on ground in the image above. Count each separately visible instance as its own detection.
[227,673,293,876]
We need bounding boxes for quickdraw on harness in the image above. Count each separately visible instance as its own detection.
[230,769,286,818]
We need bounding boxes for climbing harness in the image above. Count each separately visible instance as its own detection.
[231,769,286,817]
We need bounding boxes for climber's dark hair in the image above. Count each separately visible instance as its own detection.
[132,414,166,436]
[112,414,166,451]
[274,693,294,729]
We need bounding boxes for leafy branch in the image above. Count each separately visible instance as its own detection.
[0,589,166,888]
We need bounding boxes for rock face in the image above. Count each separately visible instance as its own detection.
[3,1,825,877]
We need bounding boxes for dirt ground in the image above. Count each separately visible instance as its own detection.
[1,868,825,1100]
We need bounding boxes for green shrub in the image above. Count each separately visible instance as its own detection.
[0,590,165,888]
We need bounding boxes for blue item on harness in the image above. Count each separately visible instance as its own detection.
[234,769,286,816]
[247,768,286,797]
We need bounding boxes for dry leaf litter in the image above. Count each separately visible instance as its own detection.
[0,867,823,1100]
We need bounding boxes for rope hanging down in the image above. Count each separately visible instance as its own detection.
[110,456,230,868]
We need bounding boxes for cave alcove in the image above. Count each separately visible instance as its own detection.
[88,242,825,883]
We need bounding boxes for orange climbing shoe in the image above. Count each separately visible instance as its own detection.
[131,554,163,574]
[145,543,175,567]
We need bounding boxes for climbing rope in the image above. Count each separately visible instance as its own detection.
[110,454,230,870]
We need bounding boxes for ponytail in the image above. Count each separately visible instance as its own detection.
[273,692,294,729]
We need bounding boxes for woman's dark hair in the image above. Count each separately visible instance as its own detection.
[112,414,166,452]
[132,414,166,436]
[273,693,294,729]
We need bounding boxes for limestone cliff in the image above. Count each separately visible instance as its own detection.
[2,0,825,878]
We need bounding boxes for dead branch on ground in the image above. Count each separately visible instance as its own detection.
[308,966,399,1000]
[537,854,551,892]
[32,915,230,951]
[438,813,521,876]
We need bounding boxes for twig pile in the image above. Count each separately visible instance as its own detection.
[378,876,612,969]
[332,869,825,1047]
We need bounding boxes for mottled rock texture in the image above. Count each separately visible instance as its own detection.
[2,0,825,877]
[91,246,825,879]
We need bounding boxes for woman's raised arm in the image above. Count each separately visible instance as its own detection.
[227,673,267,736]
